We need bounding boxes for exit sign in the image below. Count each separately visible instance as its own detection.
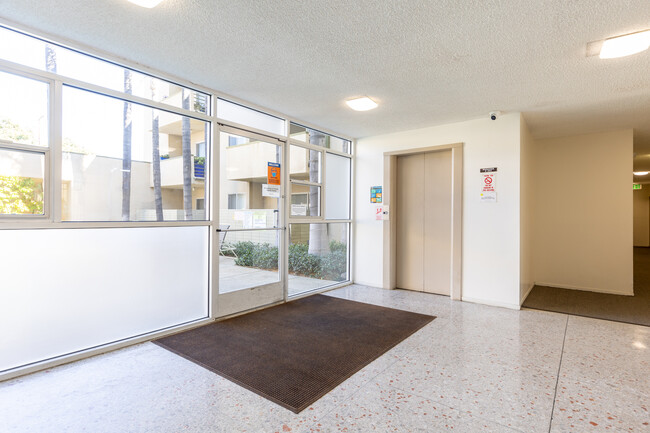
[633,184,642,190]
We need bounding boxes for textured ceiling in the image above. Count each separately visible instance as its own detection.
[1,0,650,167]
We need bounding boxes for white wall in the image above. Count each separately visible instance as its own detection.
[354,113,522,309]
[520,116,535,303]
[533,130,633,295]
[633,187,650,246]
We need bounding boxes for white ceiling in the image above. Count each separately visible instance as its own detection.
[1,0,650,167]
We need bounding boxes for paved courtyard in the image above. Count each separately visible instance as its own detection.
[219,256,339,296]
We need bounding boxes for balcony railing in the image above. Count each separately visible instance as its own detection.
[194,163,205,179]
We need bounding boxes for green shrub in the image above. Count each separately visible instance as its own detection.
[321,249,347,281]
[233,241,255,267]
[288,243,322,278]
[252,243,278,269]
[229,241,347,281]
[329,240,347,254]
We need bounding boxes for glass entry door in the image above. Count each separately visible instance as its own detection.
[216,127,285,317]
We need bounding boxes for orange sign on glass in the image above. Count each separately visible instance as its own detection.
[267,162,281,185]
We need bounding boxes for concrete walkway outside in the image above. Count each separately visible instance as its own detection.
[219,256,338,296]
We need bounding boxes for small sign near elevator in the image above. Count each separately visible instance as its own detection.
[480,167,497,202]
[370,186,382,203]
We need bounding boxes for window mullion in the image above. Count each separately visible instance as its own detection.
[321,145,327,220]
[51,79,63,223]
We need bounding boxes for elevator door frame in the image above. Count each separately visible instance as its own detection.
[382,143,463,300]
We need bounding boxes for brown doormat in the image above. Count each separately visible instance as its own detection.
[154,294,434,413]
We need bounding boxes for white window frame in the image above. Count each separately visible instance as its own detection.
[0,67,54,221]
[227,192,246,210]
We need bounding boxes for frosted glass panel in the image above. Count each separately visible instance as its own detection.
[0,226,209,372]
[217,99,285,136]
[325,153,351,220]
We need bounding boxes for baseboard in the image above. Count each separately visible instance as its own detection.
[461,296,521,310]
[351,280,383,289]
[534,282,634,296]
[520,283,535,306]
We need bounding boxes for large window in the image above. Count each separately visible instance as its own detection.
[288,123,353,296]
[62,87,208,222]
[0,25,213,374]
[288,223,349,296]
[0,24,354,375]
[0,71,50,217]
[0,26,209,115]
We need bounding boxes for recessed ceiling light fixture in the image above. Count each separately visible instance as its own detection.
[128,0,165,8]
[599,30,650,59]
[633,171,649,176]
[345,96,378,111]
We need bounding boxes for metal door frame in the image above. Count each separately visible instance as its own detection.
[212,124,288,318]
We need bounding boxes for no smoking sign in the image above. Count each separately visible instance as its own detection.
[480,167,497,202]
[482,173,496,192]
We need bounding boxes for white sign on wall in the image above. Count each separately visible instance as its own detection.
[480,167,497,202]
[375,205,390,221]
[262,184,280,198]
[291,204,307,216]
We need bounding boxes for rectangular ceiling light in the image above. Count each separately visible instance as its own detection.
[128,0,165,8]
[599,30,650,59]
[345,96,378,111]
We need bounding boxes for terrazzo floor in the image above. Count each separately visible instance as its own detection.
[1,285,648,433]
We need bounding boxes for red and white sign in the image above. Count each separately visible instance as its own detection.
[482,173,496,192]
[375,206,383,221]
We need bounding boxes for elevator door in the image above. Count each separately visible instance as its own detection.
[396,150,452,295]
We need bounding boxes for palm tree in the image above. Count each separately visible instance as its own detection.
[181,89,192,220]
[121,70,133,221]
[151,80,163,221]
[306,129,330,256]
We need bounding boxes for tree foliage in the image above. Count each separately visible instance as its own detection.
[0,119,36,145]
[0,175,44,214]
[0,120,44,214]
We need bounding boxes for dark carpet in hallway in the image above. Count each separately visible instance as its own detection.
[154,294,435,413]
[522,247,650,327]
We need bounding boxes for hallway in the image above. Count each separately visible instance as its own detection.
[523,248,650,327]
